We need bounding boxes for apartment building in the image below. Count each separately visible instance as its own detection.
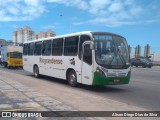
[13,26,34,43]
[35,29,56,39]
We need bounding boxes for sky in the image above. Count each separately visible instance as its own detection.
[0,0,160,54]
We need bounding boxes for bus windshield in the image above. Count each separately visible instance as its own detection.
[94,35,130,69]
[10,52,22,58]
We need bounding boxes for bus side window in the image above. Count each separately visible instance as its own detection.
[28,43,34,56]
[42,40,52,56]
[83,44,92,65]
[79,35,91,59]
[23,44,28,55]
[34,41,42,55]
[52,38,63,56]
[64,36,79,56]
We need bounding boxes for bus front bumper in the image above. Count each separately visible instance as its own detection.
[92,71,131,85]
[8,63,23,67]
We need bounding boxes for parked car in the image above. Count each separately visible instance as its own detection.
[131,58,153,68]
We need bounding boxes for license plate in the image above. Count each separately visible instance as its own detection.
[113,79,120,83]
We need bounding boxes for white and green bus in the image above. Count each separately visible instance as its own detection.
[23,31,131,86]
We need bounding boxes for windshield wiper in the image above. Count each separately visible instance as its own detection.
[119,54,126,64]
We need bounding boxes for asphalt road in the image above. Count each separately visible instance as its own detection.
[0,66,160,110]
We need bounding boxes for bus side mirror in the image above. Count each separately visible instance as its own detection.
[90,42,94,50]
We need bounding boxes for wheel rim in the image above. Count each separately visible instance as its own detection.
[69,74,76,85]
[34,67,38,77]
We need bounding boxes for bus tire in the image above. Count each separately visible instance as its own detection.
[4,62,7,68]
[67,70,77,87]
[34,65,40,78]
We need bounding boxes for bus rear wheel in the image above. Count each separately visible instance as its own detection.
[67,70,77,87]
[34,66,39,78]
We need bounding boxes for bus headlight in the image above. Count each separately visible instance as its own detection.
[96,67,106,77]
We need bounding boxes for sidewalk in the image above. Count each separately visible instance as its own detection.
[0,75,98,120]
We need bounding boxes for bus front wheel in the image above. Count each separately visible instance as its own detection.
[7,66,11,69]
[34,66,39,78]
[4,62,7,68]
[67,70,77,87]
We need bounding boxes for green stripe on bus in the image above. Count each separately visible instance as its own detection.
[92,71,131,85]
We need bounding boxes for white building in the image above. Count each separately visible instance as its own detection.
[152,52,160,62]
[130,53,135,59]
[37,31,46,39]
[0,39,6,46]
[35,29,56,40]
[13,26,34,43]
[12,32,17,43]
[0,39,6,56]
[0,39,13,57]
[45,29,56,38]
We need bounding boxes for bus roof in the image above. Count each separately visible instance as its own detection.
[8,51,22,53]
[23,31,125,43]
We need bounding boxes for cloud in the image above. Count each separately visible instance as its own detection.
[47,0,88,10]
[0,0,46,21]
[0,0,160,27]
[86,17,137,27]
[48,0,160,27]
[73,0,160,27]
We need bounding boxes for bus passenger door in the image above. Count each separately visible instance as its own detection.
[81,43,93,85]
